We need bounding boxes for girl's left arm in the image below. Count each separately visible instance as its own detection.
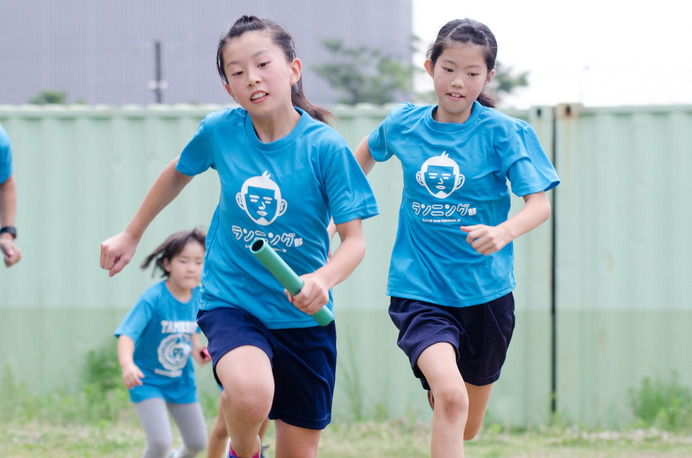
[461,191,551,256]
[190,332,210,366]
[288,218,366,316]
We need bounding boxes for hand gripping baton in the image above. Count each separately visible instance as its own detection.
[250,238,334,326]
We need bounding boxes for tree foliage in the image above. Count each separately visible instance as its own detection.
[313,38,530,107]
[489,61,530,104]
[312,39,420,105]
[28,90,68,105]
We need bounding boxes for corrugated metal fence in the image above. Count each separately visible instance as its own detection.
[0,103,690,428]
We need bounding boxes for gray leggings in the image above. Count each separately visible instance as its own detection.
[134,398,208,458]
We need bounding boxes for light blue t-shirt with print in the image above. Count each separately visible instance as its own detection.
[0,123,13,184]
[368,102,559,308]
[114,281,201,404]
[176,107,379,329]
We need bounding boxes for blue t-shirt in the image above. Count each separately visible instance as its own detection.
[0,123,13,184]
[176,107,379,329]
[114,281,201,404]
[368,102,559,307]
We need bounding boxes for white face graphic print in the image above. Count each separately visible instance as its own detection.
[236,171,288,225]
[416,152,465,199]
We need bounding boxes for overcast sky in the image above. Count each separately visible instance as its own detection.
[412,0,692,108]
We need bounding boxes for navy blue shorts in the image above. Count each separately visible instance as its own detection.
[197,307,336,430]
[389,293,515,388]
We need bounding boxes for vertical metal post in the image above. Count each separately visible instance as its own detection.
[550,106,559,415]
[153,41,163,103]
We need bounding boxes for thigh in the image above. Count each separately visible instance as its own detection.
[197,306,275,387]
[216,345,274,408]
[274,419,320,458]
[167,402,207,447]
[389,297,462,390]
[464,382,493,439]
[456,293,515,385]
[269,324,336,431]
[134,397,172,445]
[416,341,464,392]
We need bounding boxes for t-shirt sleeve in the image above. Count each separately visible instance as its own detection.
[323,144,379,225]
[176,117,215,176]
[0,127,13,184]
[114,294,155,343]
[504,123,560,196]
[367,103,411,162]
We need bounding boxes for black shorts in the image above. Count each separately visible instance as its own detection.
[389,293,515,388]
[197,306,336,430]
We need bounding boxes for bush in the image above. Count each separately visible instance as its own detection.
[628,372,692,432]
[0,339,131,424]
[81,338,130,422]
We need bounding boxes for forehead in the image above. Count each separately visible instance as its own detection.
[223,30,280,64]
[177,240,205,256]
[437,42,487,66]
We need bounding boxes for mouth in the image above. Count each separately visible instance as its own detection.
[251,91,268,102]
[448,92,464,99]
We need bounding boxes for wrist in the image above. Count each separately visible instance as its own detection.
[122,226,144,243]
[0,226,17,240]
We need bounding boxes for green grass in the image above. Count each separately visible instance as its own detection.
[3,345,692,457]
[3,415,692,457]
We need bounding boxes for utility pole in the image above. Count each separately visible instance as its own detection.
[148,41,167,103]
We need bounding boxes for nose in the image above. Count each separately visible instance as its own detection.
[452,76,464,88]
[246,70,260,87]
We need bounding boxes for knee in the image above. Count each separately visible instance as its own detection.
[433,385,469,422]
[184,434,208,455]
[145,435,173,457]
[221,385,272,423]
[211,420,228,441]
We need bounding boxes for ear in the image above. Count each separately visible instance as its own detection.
[224,83,238,102]
[486,68,496,85]
[424,59,434,77]
[289,58,302,86]
[163,258,172,274]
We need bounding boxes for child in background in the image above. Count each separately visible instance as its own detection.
[101,15,378,458]
[115,229,210,458]
[351,18,559,457]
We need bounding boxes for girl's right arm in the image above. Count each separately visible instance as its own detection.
[327,136,376,244]
[100,157,193,276]
[354,136,376,175]
[117,335,144,388]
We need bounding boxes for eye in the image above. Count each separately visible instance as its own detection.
[230,70,243,77]
[469,72,480,77]
[441,67,453,73]
[258,61,270,68]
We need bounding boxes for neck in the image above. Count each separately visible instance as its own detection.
[250,104,301,143]
[165,279,192,302]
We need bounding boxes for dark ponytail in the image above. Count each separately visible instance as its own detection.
[217,16,335,124]
[427,18,497,108]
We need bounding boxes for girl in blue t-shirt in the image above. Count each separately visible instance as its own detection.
[350,18,559,457]
[102,15,378,458]
[115,229,209,458]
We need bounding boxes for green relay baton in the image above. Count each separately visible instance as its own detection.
[250,238,334,326]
